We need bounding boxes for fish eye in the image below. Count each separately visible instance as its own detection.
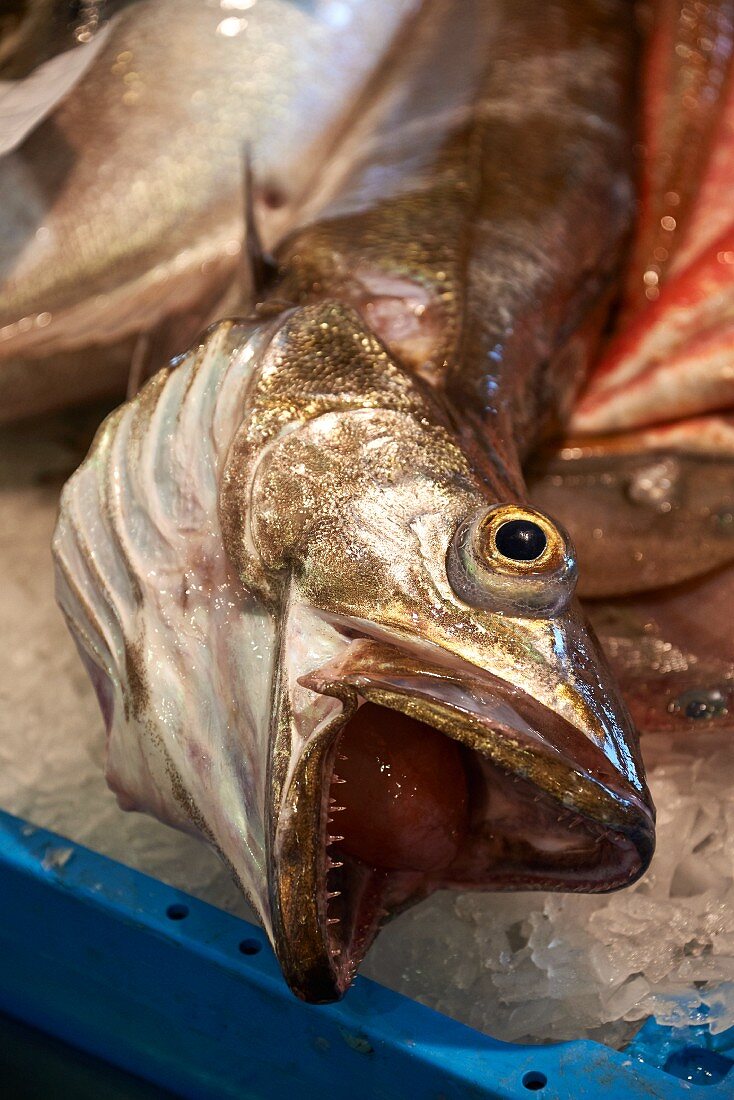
[494,518,547,562]
[446,504,577,617]
[474,505,563,575]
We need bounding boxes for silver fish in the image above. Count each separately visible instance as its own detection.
[54,0,655,1002]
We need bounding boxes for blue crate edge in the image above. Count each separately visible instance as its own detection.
[0,808,732,1099]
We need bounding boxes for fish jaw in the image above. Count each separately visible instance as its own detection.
[264,592,654,1003]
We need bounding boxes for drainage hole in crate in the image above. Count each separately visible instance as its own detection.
[664,1046,733,1086]
[239,938,262,956]
[522,1071,547,1091]
[166,903,190,921]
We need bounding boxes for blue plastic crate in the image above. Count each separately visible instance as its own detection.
[0,808,732,1098]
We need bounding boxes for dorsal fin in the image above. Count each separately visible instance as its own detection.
[241,145,277,306]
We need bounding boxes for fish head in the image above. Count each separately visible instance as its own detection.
[220,303,655,1002]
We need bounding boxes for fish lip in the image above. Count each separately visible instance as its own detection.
[269,636,655,1003]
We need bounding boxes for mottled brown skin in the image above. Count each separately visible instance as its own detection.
[275,0,637,490]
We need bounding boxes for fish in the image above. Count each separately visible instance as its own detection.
[586,564,734,736]
[571,0,734,433]
[53,0,655,1003]
[620,0,734,318]
[0,0,419,422]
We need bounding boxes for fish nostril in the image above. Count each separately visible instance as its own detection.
[495,519,547,562]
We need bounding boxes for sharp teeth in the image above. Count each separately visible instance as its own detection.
[327,890,341,899]
[331,948,341,957]
[331,774,346,784]
[328,859,343,869]
[328,835,345,844]
[330,805,345,813]
[327,917,340,925]
[337,754,347,762]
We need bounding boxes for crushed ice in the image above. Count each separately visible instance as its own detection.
[1,408,732,1047]
[363,726,734,1044]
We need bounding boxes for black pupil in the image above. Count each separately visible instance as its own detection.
[495,519,547,562]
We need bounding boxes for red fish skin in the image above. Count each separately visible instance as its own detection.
[622,0,734,317]
[673,38,734,271]
[572,230,734,432]
[573,1,734,434]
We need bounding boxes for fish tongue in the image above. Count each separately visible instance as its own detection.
[333,702,469,873]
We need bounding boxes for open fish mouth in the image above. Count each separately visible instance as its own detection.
[269,638,655,1002]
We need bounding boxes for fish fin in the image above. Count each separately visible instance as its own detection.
[126,332,152,400]
[240,144,277,308]
[54,317,273,921]
[125,275,244,399]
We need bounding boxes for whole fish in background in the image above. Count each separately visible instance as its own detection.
[54,0,655,1003]
[587,564,734,735]
[0,0,419,421]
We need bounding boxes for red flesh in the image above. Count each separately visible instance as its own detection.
[335,703,469,873]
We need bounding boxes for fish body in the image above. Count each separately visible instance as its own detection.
[54,0,654,1002]
[0,0,418,421]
